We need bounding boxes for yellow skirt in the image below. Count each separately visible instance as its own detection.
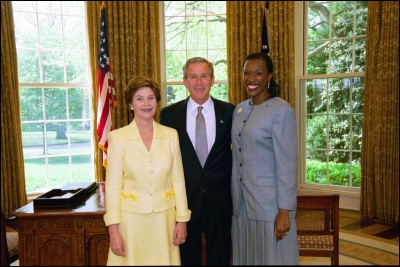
[107,208,180,266]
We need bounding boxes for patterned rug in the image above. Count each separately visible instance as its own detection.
[339,232,398,265]
[300,232,399,265]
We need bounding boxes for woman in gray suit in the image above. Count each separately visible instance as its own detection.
[231,53,299,265]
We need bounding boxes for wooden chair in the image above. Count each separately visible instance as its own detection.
[1,209,19,266]
[296,194,340,265]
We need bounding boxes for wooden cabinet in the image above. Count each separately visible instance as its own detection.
[14,182,109,266]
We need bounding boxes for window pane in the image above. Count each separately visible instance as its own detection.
[47,122,69,155]
[61,1,84,15]
[328,115,350,150]
[352,115,362,150]
[12,1,37,12]
[306,154,328,185]
[210,49,227,80]
[307,41,328,75]
[167,85,188,105]
[331,38,353,73]
[307,3,329,41]
[20,87,44,121]
[354,37,366,72]
[66,51,88,83]
[48,156,70,188]
[306,79,327,114]
[71,155,93,182]
[165,16,186,50]
[328,78,350,113]
[69,88,90,119]
[41,50,64,83]
[70,122,91,152]
[37,1,61,13]
[38,14,63,49]
[25,158,47,193]
[13,11,38,48]
[351,153,361,187]
[187,50,207,59]
[211,84,228,102]
[164,1,185,16]
[17,49,40,83]
[328,151,350,186]
[355,1,368,35]
[306,115,327,149]
[45,88,67,120]
[166,51,186,81]
[207,1,225,14]
[208,15,226,49]
[331,2,355,38]
[22,128,45,157]
[352,77,364,113]
[187,16,207,50]
[63,16,86,50]
[186,1,206,15]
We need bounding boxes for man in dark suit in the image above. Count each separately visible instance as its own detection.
[160,57,235,266]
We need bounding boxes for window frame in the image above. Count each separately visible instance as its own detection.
[294,1,365,201]
[159,1,228,108]
[13,1,95,197]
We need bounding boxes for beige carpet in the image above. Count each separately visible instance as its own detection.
[300,232,399,265]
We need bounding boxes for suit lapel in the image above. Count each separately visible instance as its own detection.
[129,119,165,156]
[127,120,150,156]
[208,99,227,159]
[175,98,196,151]
[149,121,166,155]
[174,98,200,165]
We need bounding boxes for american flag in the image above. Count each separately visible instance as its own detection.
[97,2,116,168]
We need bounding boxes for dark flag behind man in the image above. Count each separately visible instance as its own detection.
[261,1,270,55]
[97,2,117,168]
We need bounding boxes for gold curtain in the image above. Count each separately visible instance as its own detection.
[227,1,295,107]
[1,1,28,217]
[361,1,399,223]
[86,1,161,181]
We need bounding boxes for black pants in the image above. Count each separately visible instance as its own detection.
[179,198,231,266]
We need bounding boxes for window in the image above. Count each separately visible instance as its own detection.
[161,1,227,106]
[12,1,94,195]
[297,1,367,192]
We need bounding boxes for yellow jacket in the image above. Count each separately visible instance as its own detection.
[103,119,191,226]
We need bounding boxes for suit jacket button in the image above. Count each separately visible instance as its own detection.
[240,178,242,182]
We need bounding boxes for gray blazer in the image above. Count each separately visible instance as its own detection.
[231,97,298,221]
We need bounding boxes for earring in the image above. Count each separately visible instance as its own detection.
[268,81,270,89]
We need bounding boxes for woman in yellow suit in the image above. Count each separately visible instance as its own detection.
[103,76,191,265]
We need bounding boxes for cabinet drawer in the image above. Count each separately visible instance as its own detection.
[85,217,107,233]
[34,218,85,233]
